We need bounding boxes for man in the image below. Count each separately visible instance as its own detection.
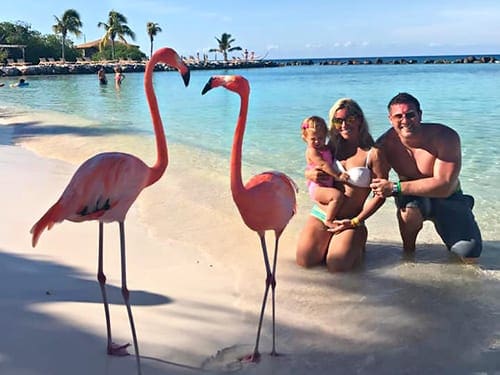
[370,92,482,262]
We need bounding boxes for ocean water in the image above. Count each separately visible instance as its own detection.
[1,62,499,242]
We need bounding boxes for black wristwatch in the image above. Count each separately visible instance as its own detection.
[392,181,399,196]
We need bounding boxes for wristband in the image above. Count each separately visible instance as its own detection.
[392,181,401,196]
[350,217,360,227]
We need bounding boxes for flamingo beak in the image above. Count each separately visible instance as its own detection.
[201,78,214,95]
[182,70,190,87]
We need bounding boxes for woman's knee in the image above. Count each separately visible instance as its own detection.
[296,245,322,268]
[325,246,362,272]
[296,218,328,268]
[325,228,366,272]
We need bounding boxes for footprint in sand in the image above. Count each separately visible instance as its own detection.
[201,344,256,372]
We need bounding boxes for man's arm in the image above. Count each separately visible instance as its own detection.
[400,126,461,197]
[371,125,461,198]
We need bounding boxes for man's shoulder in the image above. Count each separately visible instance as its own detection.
[422,123,459,141]
[422,122,458,134]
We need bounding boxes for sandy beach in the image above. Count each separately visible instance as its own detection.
[1,110,499,375]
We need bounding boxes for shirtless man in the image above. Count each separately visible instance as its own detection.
[370,92,482,262]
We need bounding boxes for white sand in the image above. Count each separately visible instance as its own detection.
[1,112,499,375]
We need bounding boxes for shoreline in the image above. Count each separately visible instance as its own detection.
[1,53,499,77]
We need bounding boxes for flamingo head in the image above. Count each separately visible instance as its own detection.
[149,47,190,86]
[201,75,249,97]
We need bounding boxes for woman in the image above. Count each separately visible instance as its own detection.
[296,98,386,272]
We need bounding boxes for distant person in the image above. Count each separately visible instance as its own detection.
[10,78,29,88]
[114,66,125,86]
[301,115,349,230]
[370,92,482,262]
[97,67,107,85]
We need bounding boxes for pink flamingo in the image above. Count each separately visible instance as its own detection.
[30,47,190,375]
[202,75,298,361]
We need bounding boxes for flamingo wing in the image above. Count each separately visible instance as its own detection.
[235,171,298,232]
[31,152,149,247]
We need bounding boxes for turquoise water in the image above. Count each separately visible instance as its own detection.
[1,62,499,239]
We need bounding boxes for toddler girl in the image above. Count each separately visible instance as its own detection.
[302,116,349,229]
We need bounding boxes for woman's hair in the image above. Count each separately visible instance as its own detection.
[301,115,328,142]
[328,98,374,150]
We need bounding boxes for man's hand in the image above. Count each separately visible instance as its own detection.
[370,178,394,198]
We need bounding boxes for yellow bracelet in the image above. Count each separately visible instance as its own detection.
[350,217,360,227]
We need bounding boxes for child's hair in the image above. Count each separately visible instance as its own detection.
[301,116,328,142]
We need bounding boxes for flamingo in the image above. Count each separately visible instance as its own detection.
[201,75,298,362]
[30,47,190,375]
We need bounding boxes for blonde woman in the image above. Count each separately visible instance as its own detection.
[296,98,386,272]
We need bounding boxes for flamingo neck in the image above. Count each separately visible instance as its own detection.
[231,93,248,199]
[144,56,168,186]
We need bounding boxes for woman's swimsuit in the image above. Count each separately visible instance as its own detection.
[310,148,373,223]
[334,148,372,188]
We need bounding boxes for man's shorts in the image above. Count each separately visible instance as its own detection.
[395,192,482,258]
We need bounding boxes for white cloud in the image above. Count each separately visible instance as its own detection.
[305,42,324,49]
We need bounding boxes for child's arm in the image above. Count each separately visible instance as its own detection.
[306,147,346,181]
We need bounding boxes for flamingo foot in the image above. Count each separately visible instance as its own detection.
[240,351,260,363]
[107,342,131,356]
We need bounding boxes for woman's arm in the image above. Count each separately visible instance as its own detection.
[329,148,387,233]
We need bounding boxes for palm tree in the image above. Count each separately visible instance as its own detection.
[209,33,242,62]
[97,10,136,60]
[52,9,83,62]
[146,22,162,59]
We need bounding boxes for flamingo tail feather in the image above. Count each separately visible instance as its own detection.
[30,203,64,247]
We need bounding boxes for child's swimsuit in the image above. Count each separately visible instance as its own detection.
[306,148,335,198]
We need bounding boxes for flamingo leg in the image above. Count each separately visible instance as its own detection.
[97,222,131,357]
[244,233,273,362]
[119,221,142,375]
[270,234,281,357]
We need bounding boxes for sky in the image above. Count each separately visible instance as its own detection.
[2,0,500,59]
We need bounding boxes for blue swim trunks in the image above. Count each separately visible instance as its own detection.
[395,191,482,258]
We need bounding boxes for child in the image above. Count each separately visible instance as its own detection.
[114,66,125,86]
[301,116,349,229]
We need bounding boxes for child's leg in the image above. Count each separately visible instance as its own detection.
[314,187,344,226]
